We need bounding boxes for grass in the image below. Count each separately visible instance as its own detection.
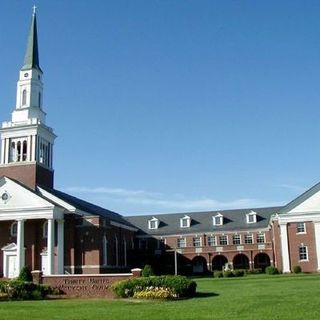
[0,274,319,320]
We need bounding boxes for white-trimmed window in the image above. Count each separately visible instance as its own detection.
[256,233,265,244]
[299,245,308,261]
[246,211,257,224]
[177,238,186,248]
[193,236,201,247]
[244,234,253,244]
[180,215,191,228]
[297,222,306,234]
[207,236,216,246]
[219,235,228,245]
[43,221,48,239]
[213,213,223,226]
[148,217,159,230]
[232,234,241,245]
[10,222,18,237]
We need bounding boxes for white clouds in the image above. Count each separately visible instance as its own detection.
[63,185,282,214]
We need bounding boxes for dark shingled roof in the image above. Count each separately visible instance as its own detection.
[125,206,283,236]
[22,13,41,72]
[39,186,134,227]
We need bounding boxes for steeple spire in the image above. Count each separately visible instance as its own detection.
[21,8,41,71]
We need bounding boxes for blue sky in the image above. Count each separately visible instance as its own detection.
[0,0,320,215]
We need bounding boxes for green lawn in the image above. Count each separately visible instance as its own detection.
[1,274,319,320]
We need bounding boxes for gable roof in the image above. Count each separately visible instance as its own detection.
[279,182,320,214]
[125,206,282,236]
[39,186,134,227]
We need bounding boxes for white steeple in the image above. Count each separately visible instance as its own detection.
[0,10,56,172]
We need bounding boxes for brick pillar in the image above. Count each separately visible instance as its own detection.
[131,268,142,277]
[31,270,43,284]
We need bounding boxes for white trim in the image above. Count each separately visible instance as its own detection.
[280,223,291,272]
[213,213,223,226]
[246,210,257,224]
[44,272,133,277]
[314,222,320,271]
[180,215,191,228]
[148,217,159,230]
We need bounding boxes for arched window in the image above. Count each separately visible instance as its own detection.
[38,92,41,108]
[43,221,48,239]
[10,222,18,237]
[9,141,16,162]
[103,235,108,266]
[17,141,21,161]
[22,90,27,106]
[22,140,27,161]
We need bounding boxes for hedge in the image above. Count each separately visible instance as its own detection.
[112,275,197,299]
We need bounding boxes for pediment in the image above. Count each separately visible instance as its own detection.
[286,188,320,214]
[0,176,62,220]
[1,242,17,251]
[0,177,53,210]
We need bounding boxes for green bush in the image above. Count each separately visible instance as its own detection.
[0,280,9,293]
[223,270,234,278]
[142,264,154,277]
[112,275,196,299]
[213,271,223,278]
[293,266,302,274]
[265,266,279,275]
[17,266,33,282]
[246,268,263,274]
[233,270,245,277]
[1,280,52,300]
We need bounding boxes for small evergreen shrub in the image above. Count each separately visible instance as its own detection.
[142,264,154,277]
[246,268,263,275]
[112,275,196,299]
[213,271,223,278]
[223,270,234,278]
[293,266,302,274]
[17,266,33,282]
[233,270,245,277]
[265,266,279,275]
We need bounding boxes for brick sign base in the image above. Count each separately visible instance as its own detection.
[32,269,142,298]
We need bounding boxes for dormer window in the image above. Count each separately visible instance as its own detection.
[246,211,257,224]
[180,215,191,228]
[148,217,159,230]
[213,213,223,226]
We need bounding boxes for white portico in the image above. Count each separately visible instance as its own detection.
[0,177,65,278]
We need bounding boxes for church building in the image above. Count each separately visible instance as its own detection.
[0,11,320,279]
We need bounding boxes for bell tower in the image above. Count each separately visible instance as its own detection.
[0,9,56,189]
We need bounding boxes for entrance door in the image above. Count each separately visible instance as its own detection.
[7,255,17,278]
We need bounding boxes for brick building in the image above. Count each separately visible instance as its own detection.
[0,11,320,278]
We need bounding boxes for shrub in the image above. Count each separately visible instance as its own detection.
[246,268,263,275]
[0,280,9,293]
[265,266,279,275]
[17,266,33,282]
[233,270,245,277]
[223,270,234,278]
[213,271,223,278]
[293,266,302,274]
[142,264,154,277]
[1,280,52,300]
[133,287,176,299]
[112,275,196,299]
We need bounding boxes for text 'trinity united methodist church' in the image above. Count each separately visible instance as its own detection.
[0,11,320,279]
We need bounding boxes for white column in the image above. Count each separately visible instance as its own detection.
[16,219,25,273]
[314,222,320,271]
[1,139,5,164]
[47,218,55,275]
[280,223,291,272]
[57,219,64,274]
[31,135,36,161]
[5,138,9,164]
[27,136,31,161]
